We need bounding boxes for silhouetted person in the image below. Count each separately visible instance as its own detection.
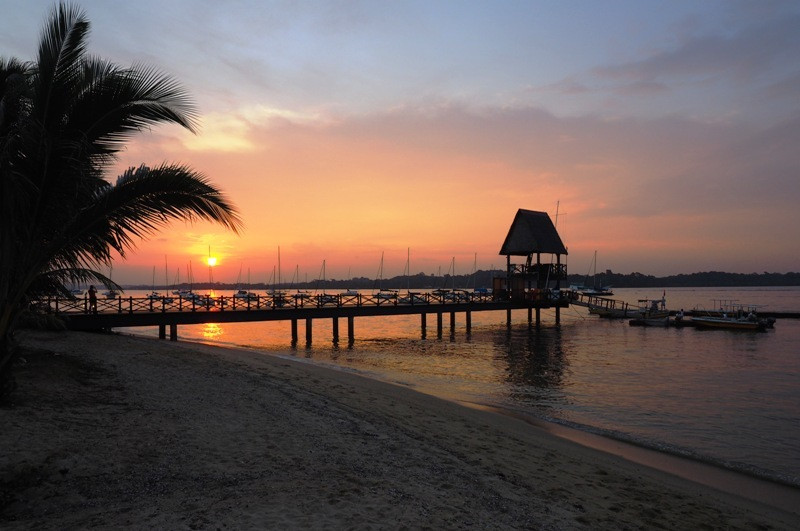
[88,285,97,314]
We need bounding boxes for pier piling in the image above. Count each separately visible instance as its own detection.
[332,317,339,343]
[347,316,354,344]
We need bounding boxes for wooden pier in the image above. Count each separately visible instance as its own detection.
[40,290,570,344]
[37,208,576,345]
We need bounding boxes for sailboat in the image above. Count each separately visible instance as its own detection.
[288,265,310,304]
[177,261,201,301]
[315,260,338,305]
[374,252,397,301]
[571,251,613,297]
[102,264,119,299]
[147,266,161,300]
[233,265,258,300]
[397,248,425,304]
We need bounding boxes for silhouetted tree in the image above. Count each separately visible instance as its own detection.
[0,3,242,401]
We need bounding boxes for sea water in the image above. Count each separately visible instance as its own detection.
[119,286,800,486]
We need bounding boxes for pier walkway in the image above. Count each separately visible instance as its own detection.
[37,290,570,344]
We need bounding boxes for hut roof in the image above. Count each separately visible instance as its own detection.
[499,209,568,256]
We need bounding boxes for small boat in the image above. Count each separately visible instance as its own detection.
[376,289,398,301]
[398,291,427,305]
[588,304,637,318]
[233,289,258,301]
[691,314,767,331]
[690,300,775,331]
[318,293,339,306]
[291,290,310,299]
[637,297,669,319]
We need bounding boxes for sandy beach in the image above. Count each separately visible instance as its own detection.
[2,330,799,529]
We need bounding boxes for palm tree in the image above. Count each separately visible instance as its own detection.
[0,3,242,401]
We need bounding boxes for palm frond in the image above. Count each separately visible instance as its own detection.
[67,59,198,160]
[33,3,89,129]
[46,164,241,261]
[26,267,118,299]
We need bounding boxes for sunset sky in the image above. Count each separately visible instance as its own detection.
[3,1,799,285]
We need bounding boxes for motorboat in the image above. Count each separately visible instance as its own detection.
[691,314,767,331]
[690,300,775,331]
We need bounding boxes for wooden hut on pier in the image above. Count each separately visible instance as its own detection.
[495,209,568,301]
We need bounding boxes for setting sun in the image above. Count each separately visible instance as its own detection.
[207,257,218,267]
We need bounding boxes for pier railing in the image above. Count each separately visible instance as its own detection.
[37,289,526,315]
[33,289,575,343]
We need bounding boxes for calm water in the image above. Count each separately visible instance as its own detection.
[120,287,800,486]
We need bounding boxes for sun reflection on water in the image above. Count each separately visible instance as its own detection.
[203,323,223,340]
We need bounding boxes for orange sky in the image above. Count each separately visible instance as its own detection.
[5,1,799,285]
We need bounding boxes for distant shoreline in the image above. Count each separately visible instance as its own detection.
[121,276,800,291]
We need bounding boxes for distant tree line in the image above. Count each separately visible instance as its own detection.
[575,270,800,288]
[127,269,800,291]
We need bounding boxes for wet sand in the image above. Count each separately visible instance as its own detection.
[2,330,799,529]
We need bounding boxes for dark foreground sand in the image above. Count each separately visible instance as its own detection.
[2,330,799,529]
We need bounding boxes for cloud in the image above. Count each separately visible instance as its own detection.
[180,105,331,152]
[596,14,800,83]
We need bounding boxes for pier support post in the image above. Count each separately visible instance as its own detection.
[306,319,312,345]
[555,306,561,325]
[291,319,298,344]
[528,307,532,324]
[347,316,354,344]
[169,324,177,341]
[436,312,443,339]
[158,324,166,340]
[332,317,339,343]
[466,311,471,335]
[536,307,541,327]
[506,308,512,327]
[449,312,456,338]
[421,313,427,339]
